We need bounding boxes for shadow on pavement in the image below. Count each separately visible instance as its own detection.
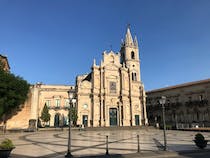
[11,150,178,158]
[177,148,210,158]
[11,153,124,158]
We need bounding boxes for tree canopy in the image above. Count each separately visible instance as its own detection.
[40,103,51,125]
[69,107,78,126]
[0,64,30,121]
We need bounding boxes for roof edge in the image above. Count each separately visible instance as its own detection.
[146,78,210,93]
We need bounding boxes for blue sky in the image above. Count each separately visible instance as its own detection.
[0,0,210,91]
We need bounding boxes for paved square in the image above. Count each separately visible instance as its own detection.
[1,128,210,157]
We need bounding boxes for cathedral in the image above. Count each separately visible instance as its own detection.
[76,27,148,127]
[0,27,148,130]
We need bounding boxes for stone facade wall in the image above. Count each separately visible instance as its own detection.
[146,79,210,129]
[4,84,74,130]
[2,27,148,129]
[36,84,74,127]
[5,90,32,130]
[76,27,147,127]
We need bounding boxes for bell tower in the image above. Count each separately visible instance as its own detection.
[120,26,141,82]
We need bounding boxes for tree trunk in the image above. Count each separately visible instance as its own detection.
[2,114,6,133]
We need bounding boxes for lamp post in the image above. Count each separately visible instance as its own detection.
[65,90,76,158]
[159,96,167,151]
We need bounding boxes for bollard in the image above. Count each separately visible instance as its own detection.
[106,135,109,155]
[137,134,140,153]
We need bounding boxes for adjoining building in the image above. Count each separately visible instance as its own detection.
[4,83,75,130]
[1,55,75,130]
[76,27,148,127]
[146,79,210,129]
[0,54,10,72]
[30,83,75,128]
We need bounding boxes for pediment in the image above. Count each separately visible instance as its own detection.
[107,75,118,79]
[103,51,121,66]
[104,63,120,71]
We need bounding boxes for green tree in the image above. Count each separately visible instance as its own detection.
[69,107,78,127]
[40,103,51,127]
[0,62,30,124]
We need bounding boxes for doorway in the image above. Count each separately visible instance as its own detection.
[54,113,60,127]
[82,115,88,127]
[135,115,140,126]
[109,108,118,126]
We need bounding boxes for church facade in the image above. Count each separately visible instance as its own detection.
[1,27,148,130]
[76,27,148,127]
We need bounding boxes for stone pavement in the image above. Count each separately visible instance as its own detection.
[0,128,210,157]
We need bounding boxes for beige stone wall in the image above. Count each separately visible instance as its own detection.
[4,84,74,130]
[37,84,74,127]
[5,90,32,130]
[76,74,92,126]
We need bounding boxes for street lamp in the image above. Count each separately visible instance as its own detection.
[65,90,76,158]
[159,96,167,151]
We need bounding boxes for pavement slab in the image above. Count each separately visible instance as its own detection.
[0,128,209,157]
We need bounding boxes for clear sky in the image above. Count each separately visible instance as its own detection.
[0,0,210,91]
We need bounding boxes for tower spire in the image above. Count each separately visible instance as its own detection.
[125,24,134,46]
[93,58,96,66]
[134,35,138,47]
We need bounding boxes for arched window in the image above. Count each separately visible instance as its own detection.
[131,51,135,59]
[132,72,137,81]
[111,55,114,63]
[121,53,125,63]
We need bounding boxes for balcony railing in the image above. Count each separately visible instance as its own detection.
[147,102,183,111]
[48,105,70,110]
[185,99,208,107]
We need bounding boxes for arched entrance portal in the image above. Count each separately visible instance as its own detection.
[109,108,118,126]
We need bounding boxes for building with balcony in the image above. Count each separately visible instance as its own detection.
[5,83,75,130]
[146,79,210,129]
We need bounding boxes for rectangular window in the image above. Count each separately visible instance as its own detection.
[132,73,134,81]
[65,99,69,107]
[132,72,137,81]
[199,95,203,101]
[55,99,60,107]
[45,100,51,107]
[110,81,116,93]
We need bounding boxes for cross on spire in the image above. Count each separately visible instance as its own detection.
[127,23,131,29]
[110,44,112,51]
